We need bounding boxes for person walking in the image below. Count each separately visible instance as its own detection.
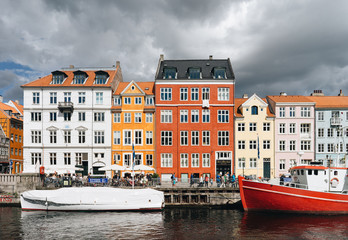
[204,174,209,187]
[190,173,194,187]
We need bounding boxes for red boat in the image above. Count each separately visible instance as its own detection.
[238,165,348,214]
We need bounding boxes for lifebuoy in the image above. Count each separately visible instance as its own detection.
[330,178,339,184]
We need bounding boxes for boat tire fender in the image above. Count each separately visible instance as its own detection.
[330,178,339,184]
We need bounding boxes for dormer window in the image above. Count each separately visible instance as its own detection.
[114,97,121,106]
[188,68,201,79]
[213,68,226,79]
[51,71,67,84]
[251,106,258,115]
[94,71,109,84]
[72,71,87,84]
[163,67,176,79]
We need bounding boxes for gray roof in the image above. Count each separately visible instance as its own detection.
[155,59,235,80]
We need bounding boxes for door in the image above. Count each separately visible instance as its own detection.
[263,158,271,179]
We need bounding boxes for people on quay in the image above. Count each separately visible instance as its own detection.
[198,174,204,187]
[171,173,176,186]
[231,173,236,188]
[216,174,221,187]
[204,174,209,187]
[210,177,213,187]
[190,173,194,187]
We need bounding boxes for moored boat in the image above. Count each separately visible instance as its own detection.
[238,164,348,214]
[21,187,165,211]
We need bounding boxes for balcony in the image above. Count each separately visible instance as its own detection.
[330,117,342,127]
[58,102,74,113]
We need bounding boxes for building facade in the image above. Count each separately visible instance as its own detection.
[155,55,235,181]
[234,94,275,179]
[112,81,155,176]
[21,63,122,176]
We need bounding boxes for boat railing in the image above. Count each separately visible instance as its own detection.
[289,182,308,189]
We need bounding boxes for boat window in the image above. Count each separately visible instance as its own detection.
[308,169,312,175]
[301,170,304,175]
[314,170,318,175]
[334,170,338,175]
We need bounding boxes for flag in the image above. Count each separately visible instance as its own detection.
[257,136,260,160]
[132,142,135,170]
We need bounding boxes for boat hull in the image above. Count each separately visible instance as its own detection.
[238,176,348,214]
[21,187,165,211]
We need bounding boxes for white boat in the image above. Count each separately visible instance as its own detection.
[21,187,165,211]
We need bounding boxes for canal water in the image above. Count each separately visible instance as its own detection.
[1,207,347,239]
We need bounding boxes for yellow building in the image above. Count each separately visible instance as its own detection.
[112,81,155,176]
[234,94,275,179]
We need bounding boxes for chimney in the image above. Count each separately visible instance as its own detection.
[0,95,3,103]
[15,100,19,105]
[311,90,324,96]
[338,89,344,96]
[69,65,74,69]
[242,94,248,99]
[160,54,164,61]
[280,92,287,96]
[209,55,213,60]
[116,61,120,67]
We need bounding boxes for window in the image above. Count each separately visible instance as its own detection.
[191,110,199,123]
[180,110,188,123]
[218,110,229,123]
[124,113,131,123]
[218,131,229,146]
[161,110,172,123]
[191,131,199,146]
[134,130,142,145]
[78,112,86,121]
[78,131,85,144]
[64,130,71,144]
[64,153,71,165]
[114,131,121,145]
[64,92,71,102]
[279,107,285,117]
[96,92,103,104]
[180,88,188,101]
[50,131,57,144]
[249,123,257,131]
[31,130,41,143]
[161,153,173,167]
[163,67,176,79]
[146,154,153,166]
[238,158,245,169]
[238,123,245,131]
[279,140,285,151]
[279,123,285,134]
[94,131,105,144]
[52,74,64,84]
[202,153,210,167]
[318,143,324,152]
[250,158,257,168]
[78,92,86,104]
[15,135,18,142]
[263,140,270,149]
[214,68,226,79]
[75,153,83,165]
[289,123,296,134]
[114,113,121,123]
[31,112,41,121]
[238,140,245,149]
[301,140,311,151]
[202,88,210,100]
[289,107,295,117]
[318,128,324,137]
[124,154,131,167]
[327,128,333,137]
[135,97,142,104]
[33,92,40,104]
[280,159,285,170]
[94,112,105,122]
[191,88,199,101]
[189,68,200,79]
[251,106,258,115]
[50,153,57,165]
[161,131,172,146]
[327,143,334,152]
[114,97,121,106]
[318,111,324,121]
[202,109,210,123]
[19,136,22,143]
[146,131,153,145]
[180,153,188,168]
[290,140,296,151]
[31,153,41,165]
[73,74,86,84]
[249,140,257,149]
[134,113,142,123]
[124,97,131,105]
[300,124,310,134]
[145,96,154,105]
[145,113,153,123]
[123,130,132,145]
[64,112,71,121]
[48,112,56,122]
[263,122,270,131]
[160,88,172,101]
[218,88,229,101]
[180,131,188,146]
[301,107,310,117]
[50,92,57,104]
[202,131,210,146]
[191,153,199,167]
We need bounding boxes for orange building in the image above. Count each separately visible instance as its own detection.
[111,81,155,176]
[0,100,24,173]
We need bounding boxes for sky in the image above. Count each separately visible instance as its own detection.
[1,0,348,104]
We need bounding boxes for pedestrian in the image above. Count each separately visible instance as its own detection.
[199,174,203,187]
[205,174,209,187]
[190,173,194,187]
[231,173,236,188]
[216,174,221,187]
[210,177,213,187]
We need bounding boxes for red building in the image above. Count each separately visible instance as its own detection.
[155,55,235,181]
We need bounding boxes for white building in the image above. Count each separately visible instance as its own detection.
[21,62,123,177]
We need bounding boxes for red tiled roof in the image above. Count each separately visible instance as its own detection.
[267,95,314,103]
[307,96,348,108]
[9,101,23,115]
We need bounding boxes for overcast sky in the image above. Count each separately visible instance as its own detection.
[1,0,348,103]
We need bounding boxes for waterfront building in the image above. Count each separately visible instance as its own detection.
[112,81,155,176]
[267,94,315,176]
[154,55,235,181]
[21,62,123,176]
[308,90,348,166]
[0,99,23,174]
[234,94,275,179]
